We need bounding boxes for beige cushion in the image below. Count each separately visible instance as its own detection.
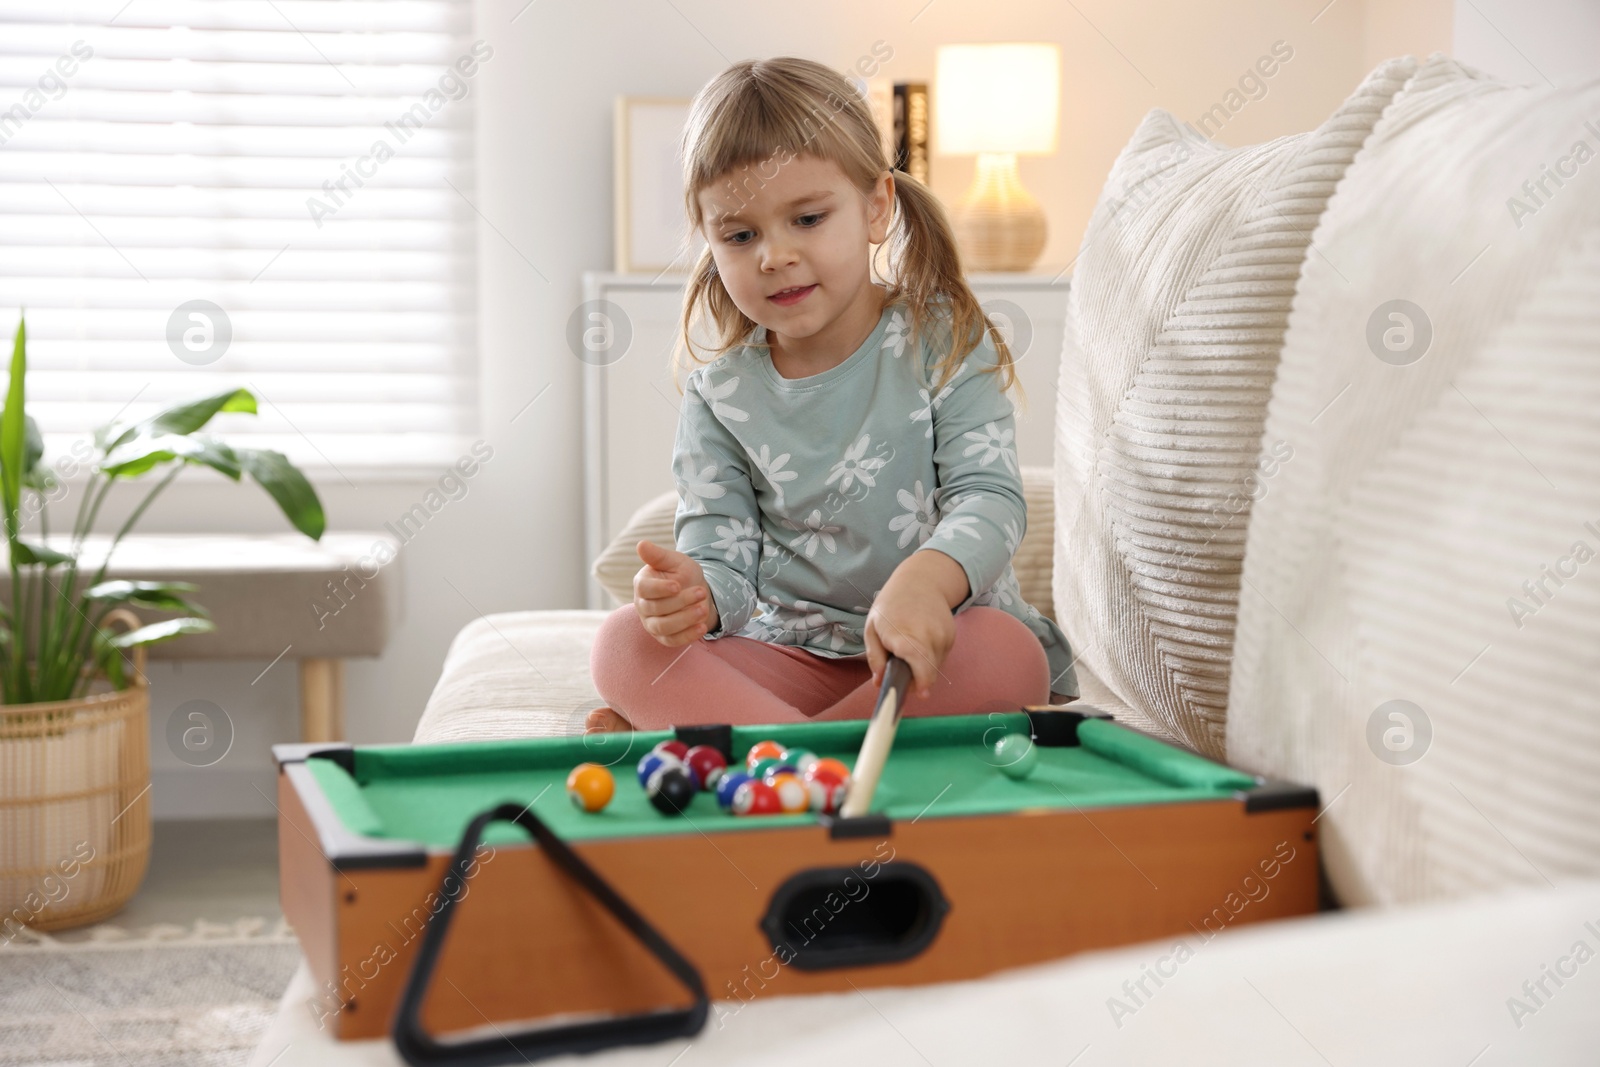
[1053,58,1414,759]
[413,610,608,743]
[1227,57,1600,904]
[589,494,676,607]
[591,467,1060,622]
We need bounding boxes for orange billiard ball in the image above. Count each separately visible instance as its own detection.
[767,772,810,814]
[806,757,852,783]
[745,740,787,771]
[566,762,615,813]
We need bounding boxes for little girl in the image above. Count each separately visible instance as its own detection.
[588,56,1077,732]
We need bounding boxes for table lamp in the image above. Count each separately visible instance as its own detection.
[935,43,1060,272]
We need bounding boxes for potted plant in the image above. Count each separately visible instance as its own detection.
[0,315,325,932]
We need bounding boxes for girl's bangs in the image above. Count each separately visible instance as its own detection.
[687,95,859,217]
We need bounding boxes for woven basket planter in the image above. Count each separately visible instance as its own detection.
[0,608,151,932]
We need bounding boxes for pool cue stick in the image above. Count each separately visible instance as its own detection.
[838,654,914,819]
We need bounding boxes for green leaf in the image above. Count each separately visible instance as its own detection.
[14,415,45,489]
[96,388,257,454]
[236,447,325,540]
[100,433,242,481]
[86,579,210,618]
[11,539,76,566]
[1,317,26,543]
[97,638,126,689]
[104,616,215,649]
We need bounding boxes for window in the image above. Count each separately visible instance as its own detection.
[0,0,480,477]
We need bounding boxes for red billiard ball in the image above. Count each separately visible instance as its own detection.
[684,745,728,790]
[806,780,844,812]
[655,739,690,761]
[804,771,848,814]
[732,779,782,816]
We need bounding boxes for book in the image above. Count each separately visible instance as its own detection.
[892,81,930,186]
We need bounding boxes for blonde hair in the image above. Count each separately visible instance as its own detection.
[672,56,1019,404]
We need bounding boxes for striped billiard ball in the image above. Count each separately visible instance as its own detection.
[807,776,848,815]
[803,768,847,813]
[745,740,786,770]
[715,770,753,810]
[807,757,851,782]
[637,751,683,788]
[655,739,690,761]
[766,772,809,814]
[732,779,782,816]
[785,749,819,776]
[684,745,728,791]
[750,756,789,781]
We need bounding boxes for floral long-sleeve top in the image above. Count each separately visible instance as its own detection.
[671,292,1078,698]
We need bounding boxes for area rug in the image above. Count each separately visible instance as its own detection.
[0,917,299,1067]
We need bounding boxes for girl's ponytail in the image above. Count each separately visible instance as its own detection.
[879,169,1019,402]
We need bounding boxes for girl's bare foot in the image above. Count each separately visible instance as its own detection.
[585,706,633,734]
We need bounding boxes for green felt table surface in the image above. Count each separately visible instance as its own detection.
[307,713,1257,848]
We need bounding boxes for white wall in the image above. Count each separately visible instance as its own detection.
[142,0,1471,816]
[1455,0,1600,86]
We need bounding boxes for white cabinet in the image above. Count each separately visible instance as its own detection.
[580,271,1070,607]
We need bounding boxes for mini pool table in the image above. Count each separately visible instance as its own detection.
[274,708,1319,1055]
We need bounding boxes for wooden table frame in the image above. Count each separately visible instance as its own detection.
[273,712,1320,1043]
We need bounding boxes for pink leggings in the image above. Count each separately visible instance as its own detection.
[589,604,1051,731]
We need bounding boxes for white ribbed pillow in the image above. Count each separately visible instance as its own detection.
[1054,58,1415,758]
[1227,56,1600,904]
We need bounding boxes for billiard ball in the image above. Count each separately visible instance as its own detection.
[808,757,852,782]
[655,739,690,761]
[684,745,728,790]
[993,732,1038,779]
[646,766,696,815]
[745,740,786,769]
[732,779,782,816]
[807,776,848,815]
[637,751,684,788]
[766,772,809,813]
[803,765,844,805]
[759,762,797,782]
[565,763,614,813]
[785,748,819,776]
[750,756,789,781]
[715,770,753,810]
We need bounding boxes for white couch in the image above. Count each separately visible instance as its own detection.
[252,52,1600,1065]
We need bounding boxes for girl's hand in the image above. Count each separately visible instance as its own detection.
[863,580,957,702]
[633,540,718,647]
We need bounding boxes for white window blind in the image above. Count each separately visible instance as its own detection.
[0,0,479,477]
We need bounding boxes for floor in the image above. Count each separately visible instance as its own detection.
[53,817,282,940]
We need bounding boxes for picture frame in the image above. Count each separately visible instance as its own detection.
[613,96,704,274]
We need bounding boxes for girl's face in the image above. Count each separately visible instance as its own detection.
[697,154,894,362]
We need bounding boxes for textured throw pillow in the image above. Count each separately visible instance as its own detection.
[1054,57,1415,758]
[591,491,677,607]
[592,468,1059,618]
[1227,56,1600,904]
